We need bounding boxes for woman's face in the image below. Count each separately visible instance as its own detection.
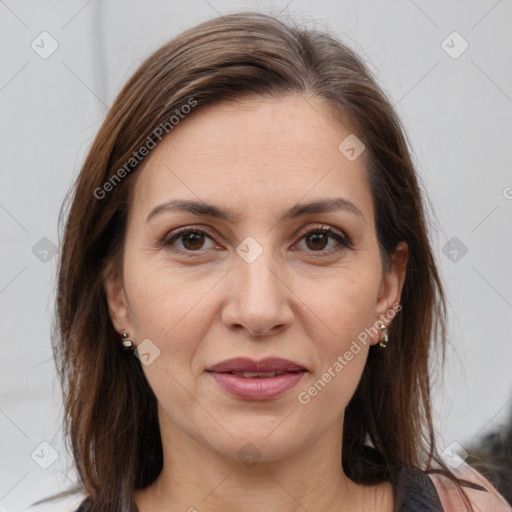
[106,94,407,464]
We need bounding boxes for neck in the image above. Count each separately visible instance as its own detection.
[134,414,375,512]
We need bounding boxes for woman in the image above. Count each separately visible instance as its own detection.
[49,11,510,512]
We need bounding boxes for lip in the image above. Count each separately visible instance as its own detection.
[206,357,306,373]
[206,357,307,401]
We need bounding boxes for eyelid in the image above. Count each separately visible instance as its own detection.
[160,225,219,248]
[160,223,353,255]
[295,224,352,246]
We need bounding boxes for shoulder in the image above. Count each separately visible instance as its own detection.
[2,489,88,512]
[427,464,512,512]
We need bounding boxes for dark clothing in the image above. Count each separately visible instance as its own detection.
[75,464,455,511]
[394,465,445,510]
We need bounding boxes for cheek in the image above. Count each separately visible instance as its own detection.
[301,268,381,359]
[296,276,374,416]
[122,262,215,414]
[288,264,381,414]
[125,244,209,320]
[300,347,368,415]
[122,255,219,367]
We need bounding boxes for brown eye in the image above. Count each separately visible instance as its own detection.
[163,228,217,253]
[296,226,352,255]
[181,232,206,250]
[305,232,329,251]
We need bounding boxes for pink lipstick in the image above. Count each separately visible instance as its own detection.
[206,357,307,400]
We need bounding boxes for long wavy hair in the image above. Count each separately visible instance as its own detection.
[54,11,470,511]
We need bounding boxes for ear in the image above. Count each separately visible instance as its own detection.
[370,241,408,344]
[103,264,134,336]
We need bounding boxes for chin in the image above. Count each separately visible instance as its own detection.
[200,416,311,465]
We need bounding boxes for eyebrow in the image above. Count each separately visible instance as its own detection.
[146,197,366,225]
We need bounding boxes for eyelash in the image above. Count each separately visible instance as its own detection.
[160,225,353,258]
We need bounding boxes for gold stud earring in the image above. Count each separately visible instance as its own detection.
[378,323,389,348]
[121,331,134,350]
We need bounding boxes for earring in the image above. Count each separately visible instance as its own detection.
[378,323,389,348]
[121,331,134,350]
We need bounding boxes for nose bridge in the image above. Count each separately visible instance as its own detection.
[236,237,284,305]
[238,246,279,299]
[222,237,292,335]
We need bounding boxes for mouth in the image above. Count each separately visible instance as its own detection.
[226,371,292,378]
[206,357,307,400]
[206,357,307,374]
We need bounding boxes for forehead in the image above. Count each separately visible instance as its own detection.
[131,94,372,223]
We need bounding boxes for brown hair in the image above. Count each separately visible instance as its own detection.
[54,11,470,511]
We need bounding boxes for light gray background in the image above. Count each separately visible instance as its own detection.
[1,0,511,509]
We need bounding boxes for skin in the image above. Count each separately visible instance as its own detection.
[105,93,408,512]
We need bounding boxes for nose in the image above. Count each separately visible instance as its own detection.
[221,247,294,338]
